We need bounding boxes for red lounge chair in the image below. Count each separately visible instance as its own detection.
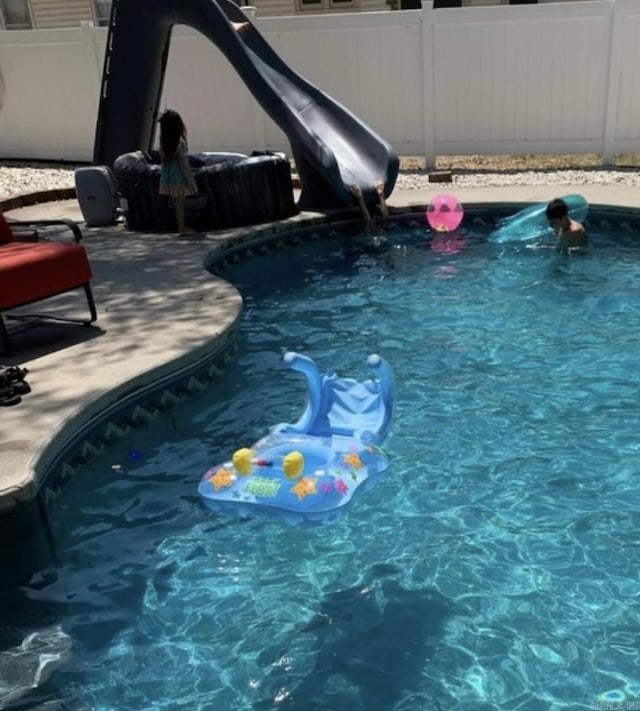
[0,211,97,354]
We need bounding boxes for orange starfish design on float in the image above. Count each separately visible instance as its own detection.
[290,476,317,501]
[208,467,234,491]
[342,452,363,470]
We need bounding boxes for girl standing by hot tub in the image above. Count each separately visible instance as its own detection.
[158,109,197,235]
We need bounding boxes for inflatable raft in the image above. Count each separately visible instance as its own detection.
[198,351,395,526]
[490,194,589,243]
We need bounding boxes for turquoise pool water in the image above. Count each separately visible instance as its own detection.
[3,221,640,710]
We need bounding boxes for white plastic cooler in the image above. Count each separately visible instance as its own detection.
[74,166,117,227]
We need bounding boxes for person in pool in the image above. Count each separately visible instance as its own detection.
[546,197,588,251]
[351,181,389,234]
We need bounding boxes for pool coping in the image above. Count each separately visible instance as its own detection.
[0,207,353,519]
[2,187,640,522]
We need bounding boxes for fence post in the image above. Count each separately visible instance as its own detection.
[421,1,436,169]
[601,0,625,166]
[79,21,105,162]
[80,20,104,90]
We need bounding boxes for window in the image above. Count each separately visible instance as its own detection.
[298,0,356,11]
[93,0,112,26]
[0,0,32,30]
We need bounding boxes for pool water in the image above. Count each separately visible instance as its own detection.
[4,222,640,710]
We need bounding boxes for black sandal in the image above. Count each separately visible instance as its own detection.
[0,387,21,407]
[8,379,31,395]
[0,366,30,396]
[0,365,29,383]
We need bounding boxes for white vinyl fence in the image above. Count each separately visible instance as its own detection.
[0,0,638,166]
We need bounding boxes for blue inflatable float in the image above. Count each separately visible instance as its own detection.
[490,193,589,243]
[198,351,395,526]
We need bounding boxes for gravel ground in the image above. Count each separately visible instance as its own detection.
[0,161,83,200]
[396,154,640,189]
[1,155,640,201]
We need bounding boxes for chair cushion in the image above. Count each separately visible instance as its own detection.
[0,242,92,310]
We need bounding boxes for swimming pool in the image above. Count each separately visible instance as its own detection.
[2,216,640,710]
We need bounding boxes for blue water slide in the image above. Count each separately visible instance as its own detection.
[274,351,395,445]
[489,194,589,243]
[92,0,398,210]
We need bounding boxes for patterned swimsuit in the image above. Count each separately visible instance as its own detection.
[159,138,195,198]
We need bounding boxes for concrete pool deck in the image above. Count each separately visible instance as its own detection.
[2,183,639,517]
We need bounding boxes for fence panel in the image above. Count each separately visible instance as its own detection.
[427,1,613,159]
[0,1,639,165]
[0,27,101,160]
[159,28,262,155]
[256,12,425,155]
[609,0,640,157]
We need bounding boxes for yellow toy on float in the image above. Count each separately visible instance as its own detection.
[283,451,304,479]
[232,448,254,475]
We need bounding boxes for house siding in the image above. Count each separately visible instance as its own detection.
[257,0,296,17]
[360,0,390,12]
[257,0,389,16]
[30,0,95,28]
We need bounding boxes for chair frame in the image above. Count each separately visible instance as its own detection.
[0,218,97,354]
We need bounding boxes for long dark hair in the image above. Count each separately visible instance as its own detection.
[158,109,187,163]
